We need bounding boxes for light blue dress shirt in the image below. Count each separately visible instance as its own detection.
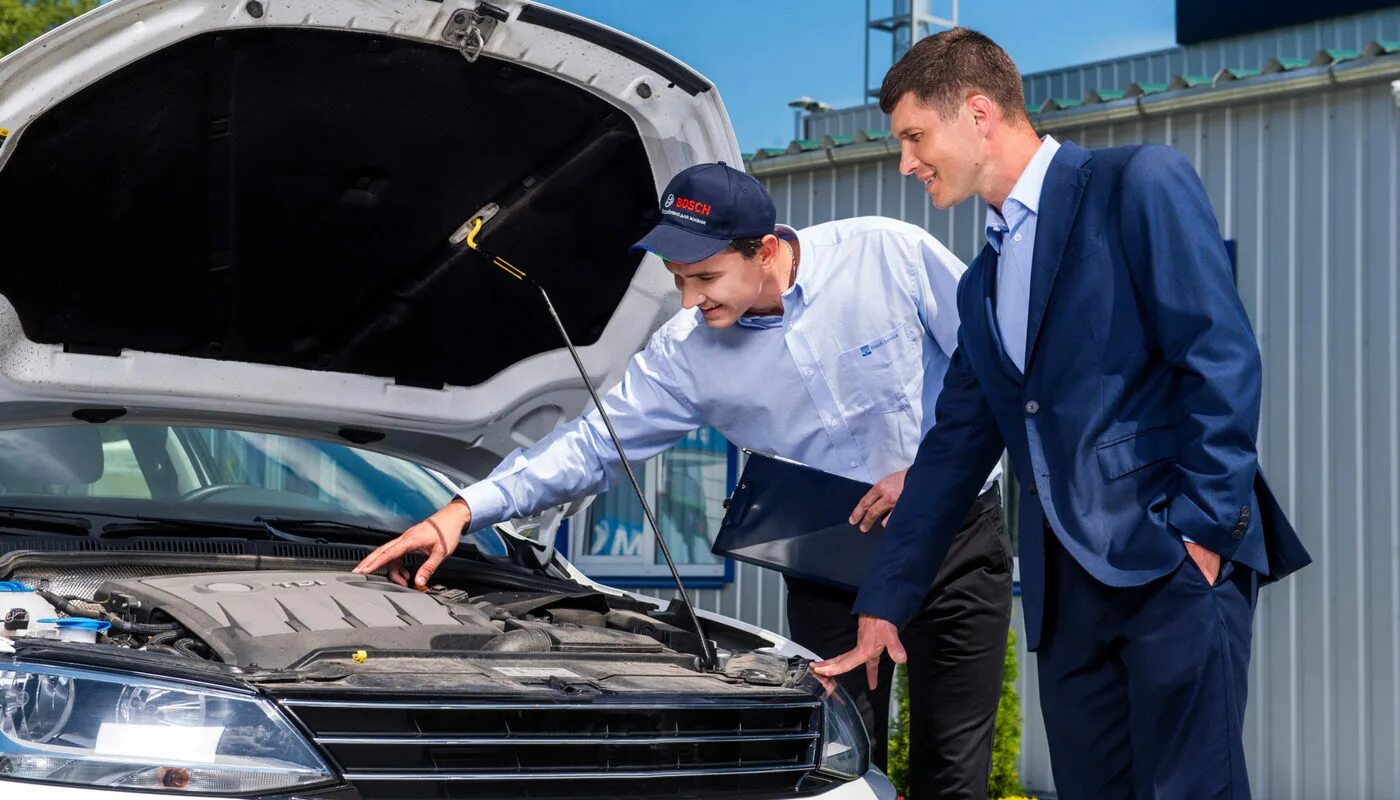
[985,135,1060,372]
[460,216,1001,533]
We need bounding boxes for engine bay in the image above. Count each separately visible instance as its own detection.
[0,552,804,693]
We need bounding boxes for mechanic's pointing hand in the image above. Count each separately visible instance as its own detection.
[849,468,907,533]
[811,614,907,691]
[352,498,470,588]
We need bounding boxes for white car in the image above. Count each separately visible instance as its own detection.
[0,1,895,798]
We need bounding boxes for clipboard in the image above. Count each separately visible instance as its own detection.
[712,450,880,592]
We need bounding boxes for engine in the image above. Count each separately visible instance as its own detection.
[5,569,722,670]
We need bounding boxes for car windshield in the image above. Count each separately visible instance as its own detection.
[0,422,456,531]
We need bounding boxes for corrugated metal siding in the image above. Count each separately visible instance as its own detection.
[616,560,790,636]
[806,6,1400,139]
[732,76,1399,798]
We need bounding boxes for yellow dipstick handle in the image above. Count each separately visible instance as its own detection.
[351,650,367,663]
[464,217,527,281]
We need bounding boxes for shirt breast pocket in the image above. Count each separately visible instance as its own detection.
[834,320,920,415]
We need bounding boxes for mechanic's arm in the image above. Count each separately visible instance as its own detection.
[354,330,703,586]
[816,314,1005,689]
[1118,146,1262,565]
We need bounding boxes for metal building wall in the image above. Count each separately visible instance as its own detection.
[746,76,1400,798]
[619,560,791,638]
[806,6,1400,139]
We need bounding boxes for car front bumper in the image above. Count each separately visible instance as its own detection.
[0,770,898,800]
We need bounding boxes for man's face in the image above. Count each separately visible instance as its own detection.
[890,93,985,208]
[664,241,776,329]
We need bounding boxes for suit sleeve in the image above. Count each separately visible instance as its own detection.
[1118,145,1262,559]
[458,327,704,533]
[852,275,1005,628]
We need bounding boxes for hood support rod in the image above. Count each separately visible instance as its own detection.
[460,218,717,671]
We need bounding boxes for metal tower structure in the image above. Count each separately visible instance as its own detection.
[865,0,959,99]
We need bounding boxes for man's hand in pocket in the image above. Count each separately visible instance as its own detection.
[1185,540,1222,585]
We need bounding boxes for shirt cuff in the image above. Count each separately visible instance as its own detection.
[458,482,510,534]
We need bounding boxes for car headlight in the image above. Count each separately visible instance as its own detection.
[0,662,335,793]
[817,686,870,780]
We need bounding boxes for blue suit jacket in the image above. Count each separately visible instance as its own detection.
[854,142,1312,649]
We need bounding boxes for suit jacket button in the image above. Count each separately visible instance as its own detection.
[1232,529,1245,540]
[1025,400,1040,414]
[1028,483,1038,496]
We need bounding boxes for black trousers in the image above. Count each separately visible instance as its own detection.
[786,485,1013,799]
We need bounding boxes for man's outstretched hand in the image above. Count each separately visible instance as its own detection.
[811,614,906,691]
[353,498,470,588]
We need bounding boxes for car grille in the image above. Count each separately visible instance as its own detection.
[278,695,828,799]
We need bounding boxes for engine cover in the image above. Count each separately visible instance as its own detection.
[96,571,502,669]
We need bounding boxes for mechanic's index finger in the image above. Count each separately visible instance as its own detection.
[355,535,415,575]
[866,658,881,691]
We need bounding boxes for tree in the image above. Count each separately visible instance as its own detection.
[1,0,97,59]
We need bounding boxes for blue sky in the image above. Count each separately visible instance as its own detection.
[546,1,1177,150]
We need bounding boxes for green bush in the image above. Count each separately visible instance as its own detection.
[886,629,1026,799]
[1,0,97,58]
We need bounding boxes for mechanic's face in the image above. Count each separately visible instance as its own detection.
[891,92,987,208]
[665,236,786,329]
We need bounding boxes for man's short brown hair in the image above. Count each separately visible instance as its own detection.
[878,28,1028,125]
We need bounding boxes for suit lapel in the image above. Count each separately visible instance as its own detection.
[1023,143,1093,375]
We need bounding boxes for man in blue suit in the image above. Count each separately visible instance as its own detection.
[815,28,1312,798]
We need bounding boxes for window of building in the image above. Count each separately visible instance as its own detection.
[563,427,737,587]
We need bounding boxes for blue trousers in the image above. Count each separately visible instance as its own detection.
[1036,527,1258,799]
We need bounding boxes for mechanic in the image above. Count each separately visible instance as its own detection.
[354,162,1010,799]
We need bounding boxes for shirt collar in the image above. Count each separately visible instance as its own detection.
[737,224,805,329]
[984,135,1061,253]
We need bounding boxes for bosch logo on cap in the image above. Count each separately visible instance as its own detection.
[664,194,676,208]
[672,196,711,216]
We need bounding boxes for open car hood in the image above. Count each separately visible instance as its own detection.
[0,0,736,485]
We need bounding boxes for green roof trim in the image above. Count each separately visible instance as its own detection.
[1364,40,1400,56]
[1316,48,1361,64]
[1264,56,1312,72]
[1042,97,1083,111]
[740,152,754,162]
[1126,81,1169,98]
[1025,102,1042,114]
[822,134,856,147]
[755,147,787,159]
[788,139,822,153]
[1214,67,1262,83]
[1085,88,1127,103]
[858,128,891,141]
[1169,74,1213,90]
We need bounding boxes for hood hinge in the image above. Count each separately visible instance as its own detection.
[443,3,510,63]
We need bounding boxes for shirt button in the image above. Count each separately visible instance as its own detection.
[849,460,858,468]
[804,368,814,377]
[828,418,838,428]
[1025,400,1040,414]
[1013,233,1023,242]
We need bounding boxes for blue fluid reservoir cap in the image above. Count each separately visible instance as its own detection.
[0,581,31,592]
[37,618,111,632]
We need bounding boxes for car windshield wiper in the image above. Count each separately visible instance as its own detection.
[100,516,325,546]
[252,517,401,541]
[0,506,91,536]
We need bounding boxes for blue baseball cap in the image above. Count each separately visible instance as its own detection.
[632,162,777,263]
